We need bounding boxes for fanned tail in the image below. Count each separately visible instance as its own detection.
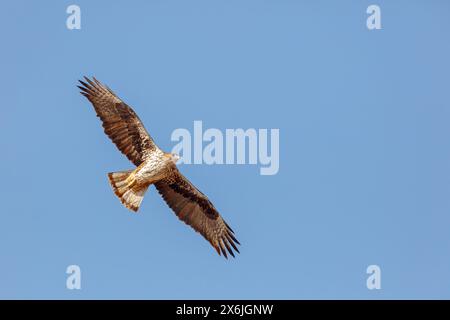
[107,170,148,212]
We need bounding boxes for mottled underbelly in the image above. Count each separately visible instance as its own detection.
[134,160,168,185]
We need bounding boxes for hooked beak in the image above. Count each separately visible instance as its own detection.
[173,154,181,164]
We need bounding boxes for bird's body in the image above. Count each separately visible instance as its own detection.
[131,150,175,186]
[78,77,240,258]
[108,150,177,211]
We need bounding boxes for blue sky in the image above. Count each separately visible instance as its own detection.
[1,0,450,299]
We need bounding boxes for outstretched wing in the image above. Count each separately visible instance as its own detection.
[78,76,160,166]
[155,169,240,258]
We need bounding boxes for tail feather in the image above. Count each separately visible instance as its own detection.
[108,170,149,212]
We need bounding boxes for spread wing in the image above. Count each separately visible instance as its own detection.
[155,169,240,258]
[78,76,160,166]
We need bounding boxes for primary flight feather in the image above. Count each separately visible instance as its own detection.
[78,77,240,258]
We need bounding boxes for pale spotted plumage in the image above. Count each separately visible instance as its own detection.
[78,77,240,258]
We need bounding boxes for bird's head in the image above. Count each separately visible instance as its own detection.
[169,152,181,164]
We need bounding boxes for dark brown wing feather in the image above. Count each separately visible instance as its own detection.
[155,169,240,258]
[78,76,159,166]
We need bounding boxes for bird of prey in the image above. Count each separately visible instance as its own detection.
[78,77,240,258]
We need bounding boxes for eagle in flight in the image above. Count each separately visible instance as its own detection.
[78,77,239,258]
